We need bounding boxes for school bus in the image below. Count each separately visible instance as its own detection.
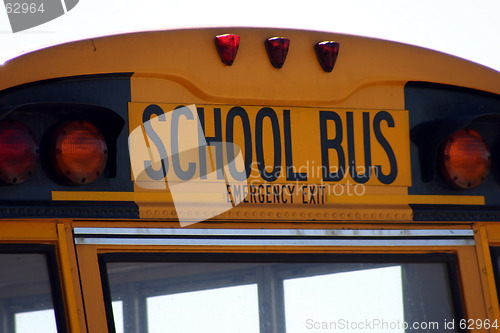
[0,27,500,333]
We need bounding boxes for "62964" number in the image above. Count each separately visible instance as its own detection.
[5,2,45,14]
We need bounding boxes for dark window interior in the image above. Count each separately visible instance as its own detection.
[100,253,463,333]
[0,245,66,333]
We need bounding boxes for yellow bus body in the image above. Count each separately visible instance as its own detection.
[0,28,499,332]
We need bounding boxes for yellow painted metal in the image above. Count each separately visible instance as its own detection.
[52,191,172,202]
[76,244,109,333]
[455,245,493,329]
[57,223,85,333]
[0,220,57,240]
[138,203,413,221]
[2,28,500,106]
[329,194,485,205]
[53,191,484,206]
[482,227,500,243]
[474,225,500,331]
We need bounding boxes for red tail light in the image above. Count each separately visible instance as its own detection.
[52,120,107,185]
[0,120,38,184]
[439,129,490,189]
[265,37,290,69]
[215,34,240,66]
[315,41,340,72]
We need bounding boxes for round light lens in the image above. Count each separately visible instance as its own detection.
[0,120,38,184]
[439,129,490,189]
[53,120,107,185]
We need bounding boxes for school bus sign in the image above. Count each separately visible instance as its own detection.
[128,103,411,223]
[129,103,411,187]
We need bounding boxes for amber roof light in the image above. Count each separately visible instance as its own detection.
[52,120,107,185]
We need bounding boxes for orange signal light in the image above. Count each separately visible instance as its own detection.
[439,129,490,189]
[52,120,107,185]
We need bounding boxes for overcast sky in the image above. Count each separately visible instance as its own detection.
[0,0,498,72]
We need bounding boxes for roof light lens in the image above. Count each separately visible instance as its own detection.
[315,41,340,72]
[52,120,107,185]
[439,129,490,189]
[0,120,38,184]
[265,37,290,69]
[215,34,240,66]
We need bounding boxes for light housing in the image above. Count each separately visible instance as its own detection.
[215,34,240,66]
[52,120,107,185]
[0,120,38,184]
[265,37,290,69]
[315,41,340,72]
[439,129,490,189]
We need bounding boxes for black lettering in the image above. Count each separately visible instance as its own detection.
[373,111,398,184]
[142,104,168,180]
[258,184,265,203]
[288,185,295,204]
[319,111,345,181]
[226,184,232,203]
[198,107,224,179]
[255,107,282,182]
[233,185,242,204]
[266,185,272,203]
[226,107,252,181]
[281,185,288,203]
[284,110,307,181]
[273,185,280,203]
[309,186,317,204]
[347,112,372,183]
[243,185,249,203]
[250,185,257,203]
[171,106,196,180]
[302,185,308,204]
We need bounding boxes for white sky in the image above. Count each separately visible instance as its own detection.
[0,0,499,71]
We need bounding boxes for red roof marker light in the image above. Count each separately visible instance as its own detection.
[0,120,38,184]
[265,37,290,69]
[215,34,240,66]
[315,41,340,72]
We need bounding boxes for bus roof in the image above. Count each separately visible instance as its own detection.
[1,27,499,106]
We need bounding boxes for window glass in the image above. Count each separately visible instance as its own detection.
[284,266,404,333]
[15,309,57,333]
[0,251,63,333]
[102,256,460,333]
[112,301,123,333]
[147,284,259,333]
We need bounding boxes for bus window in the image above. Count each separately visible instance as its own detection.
[490,247,500,303]
[0,246,66,333]
[100,254,461,333]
